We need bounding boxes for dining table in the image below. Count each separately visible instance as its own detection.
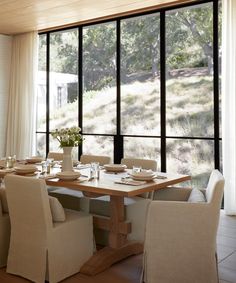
[46,167,191,276]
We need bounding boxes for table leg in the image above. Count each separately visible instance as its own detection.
[108,195,126,248]
[80,195,143,275]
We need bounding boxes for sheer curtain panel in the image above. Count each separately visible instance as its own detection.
[6,32,38,160]
[222,0,236,215]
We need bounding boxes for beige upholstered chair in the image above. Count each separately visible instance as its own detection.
[49,154,111,212]
[47,151,63,161]
[142,170,224,283]
[5,175,93,283]
[0,188,10,267]
[80,154,111,165]
[121,158,157,171]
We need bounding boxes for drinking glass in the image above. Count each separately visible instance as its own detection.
[90,162,100,179]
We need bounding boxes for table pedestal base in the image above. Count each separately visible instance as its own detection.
[80,242,143,276]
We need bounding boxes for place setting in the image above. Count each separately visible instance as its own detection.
[52,170,90,183]
[14,164,39,176]
[103,164,127,174]
[113,168,168,186]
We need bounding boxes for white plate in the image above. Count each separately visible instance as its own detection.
[0,168,14,173]
[56,171,81,180]
[130,175,155,181]
[104,164,127,172]
[15,172,38,176]
[14,165,38,174]
[26,156,44,163]
[130,171,156,181]
[0,168,15,176]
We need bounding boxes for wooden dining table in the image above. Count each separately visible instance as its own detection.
[46,168,190,275]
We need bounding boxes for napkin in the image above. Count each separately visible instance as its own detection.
[114,180,146,186]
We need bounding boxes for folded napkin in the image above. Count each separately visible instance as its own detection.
[76,164,91,169]
[114,180,146,186]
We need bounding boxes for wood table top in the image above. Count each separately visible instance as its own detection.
[46,169,190,197]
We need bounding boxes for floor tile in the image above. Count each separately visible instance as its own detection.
[220,252,236,270]
[219,266,236,283]
[217,244,236,262]
[217,235,236,249]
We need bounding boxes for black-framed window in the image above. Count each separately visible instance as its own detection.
[36,0,221,188]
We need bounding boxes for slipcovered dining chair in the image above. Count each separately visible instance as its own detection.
[49,154,111,212]
[80,154,111,165]
[142,170,224,283]
[0,188,10,267]
[47,151,63,161]
[5,175,93,283]
[121,158,157,172]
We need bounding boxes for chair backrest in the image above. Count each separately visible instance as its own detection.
[206,169,225,205]
[47,152,63,161]
[143,170,225,283]
[121,158,157,171]
[5,175,53,238]
[80,154,111,166]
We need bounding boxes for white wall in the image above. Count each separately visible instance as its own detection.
[0,34,12,157]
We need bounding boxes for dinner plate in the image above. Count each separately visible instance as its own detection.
[130,171,156,181]
[14,165,38,174]
[26,156,44,164]
[104,164,127,172]
[56,171,81,180]
[15,172,38,176]
[0,168,15,177]
[0,168,15,173]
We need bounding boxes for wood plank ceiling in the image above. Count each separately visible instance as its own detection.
[0,0,198,35]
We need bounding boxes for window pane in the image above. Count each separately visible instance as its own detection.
[121,14,160,136]
[35,134,46,157]
[166,3,214,137]
[83,23,116,134]
[166,139,214,188]
[82,135,114,162]
[37,34,46,132]
[124,137,160,170]
[49,29,78,131]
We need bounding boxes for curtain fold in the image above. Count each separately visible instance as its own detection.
[222,0,236,215]
[6,32,38,160]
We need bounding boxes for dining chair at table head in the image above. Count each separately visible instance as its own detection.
[142,169,224,283]
[80,154,111,166]
[5,175,93,283]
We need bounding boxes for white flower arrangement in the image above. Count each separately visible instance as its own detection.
[51,126,83,147]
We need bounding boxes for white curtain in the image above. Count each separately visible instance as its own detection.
[6,32,38,160]
[222,0,236,215]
